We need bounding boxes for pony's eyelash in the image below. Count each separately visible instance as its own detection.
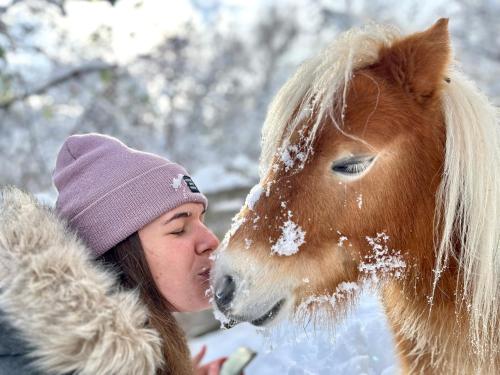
[332,156,376,176]
[343,161,370,173]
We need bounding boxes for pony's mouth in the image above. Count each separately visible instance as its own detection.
[225,298,286,327]
[250,298,285,326]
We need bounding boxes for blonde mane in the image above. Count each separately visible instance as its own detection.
[435,71,500,365]
[259,22,500,371]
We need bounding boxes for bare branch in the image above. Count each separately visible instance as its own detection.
[45,0,67,16]
[0,62,117,109]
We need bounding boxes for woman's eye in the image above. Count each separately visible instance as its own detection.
[170,229,185,235]
[332,155,376,176]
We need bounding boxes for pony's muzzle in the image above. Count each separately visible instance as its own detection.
[214,275,236,313]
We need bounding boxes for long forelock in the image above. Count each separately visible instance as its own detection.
[259,23,401,179]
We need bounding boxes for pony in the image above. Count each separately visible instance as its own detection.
[210,19,500,374]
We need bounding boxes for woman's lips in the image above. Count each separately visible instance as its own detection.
[198,267,211,281]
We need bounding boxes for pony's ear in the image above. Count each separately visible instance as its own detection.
[373,18,451,106]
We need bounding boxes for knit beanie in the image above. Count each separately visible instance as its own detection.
[53,133,207,257]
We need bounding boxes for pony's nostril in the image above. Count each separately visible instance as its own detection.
[215,275,236,312]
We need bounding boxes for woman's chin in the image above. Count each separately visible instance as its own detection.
[196,298,212,312]
[183,295,212,313]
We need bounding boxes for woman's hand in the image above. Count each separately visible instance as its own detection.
[193,345,227,375]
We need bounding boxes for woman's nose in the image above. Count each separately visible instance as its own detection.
[195,224,219,255]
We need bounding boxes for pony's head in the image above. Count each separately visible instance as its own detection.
[211,19,500,358]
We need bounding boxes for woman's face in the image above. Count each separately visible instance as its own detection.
[138,202,219,312]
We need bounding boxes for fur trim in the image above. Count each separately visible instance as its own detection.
[0,186,164,375]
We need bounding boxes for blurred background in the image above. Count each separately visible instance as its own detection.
[1,0,499,372]
[1,0,499,204]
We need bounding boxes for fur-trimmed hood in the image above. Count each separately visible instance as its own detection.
[0,186,164,375]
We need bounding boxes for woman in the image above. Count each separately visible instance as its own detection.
[0,133,226,374]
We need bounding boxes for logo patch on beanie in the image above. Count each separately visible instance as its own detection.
[183,176,200,193]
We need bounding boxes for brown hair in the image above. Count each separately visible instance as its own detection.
[99,232,194,375]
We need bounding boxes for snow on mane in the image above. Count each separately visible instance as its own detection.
[259,23,401,178]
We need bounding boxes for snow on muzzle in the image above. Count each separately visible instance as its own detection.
[211,249,293,327]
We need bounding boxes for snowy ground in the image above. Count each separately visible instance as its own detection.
[190,291,399,375]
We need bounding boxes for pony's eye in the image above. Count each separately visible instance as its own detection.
[331,155,376,177]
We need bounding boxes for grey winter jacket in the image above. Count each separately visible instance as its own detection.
[0,187,165,375]
[0,316,44,374]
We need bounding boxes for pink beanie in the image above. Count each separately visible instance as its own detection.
[53,133,207,257]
